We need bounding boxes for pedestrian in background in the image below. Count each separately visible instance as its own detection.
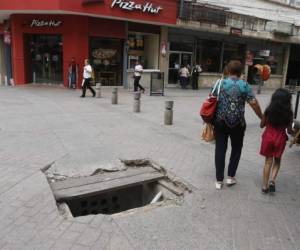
[68,57,78,89]
[134,61,145,93]
[179,65,189,89]
[191,64,202,90]
[213,60,263,190]
[260,88,293,194]
[80,59,95,98]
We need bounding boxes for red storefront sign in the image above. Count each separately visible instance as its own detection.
[0,0,177,24]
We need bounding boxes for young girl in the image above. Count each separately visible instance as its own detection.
[260,88,293,193]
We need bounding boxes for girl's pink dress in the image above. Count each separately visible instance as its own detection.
[260,124,288,158]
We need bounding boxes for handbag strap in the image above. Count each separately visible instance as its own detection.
[211,78,223,99]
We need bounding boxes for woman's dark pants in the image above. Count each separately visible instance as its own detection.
[214,121,245,182]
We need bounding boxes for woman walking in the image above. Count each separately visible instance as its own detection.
[214,60,263,190]
[260,88,293,193]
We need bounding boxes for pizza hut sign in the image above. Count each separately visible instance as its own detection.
[30,19,62,27]
[111,0,163,14]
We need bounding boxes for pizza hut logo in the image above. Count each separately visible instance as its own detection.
[111,0,163,14]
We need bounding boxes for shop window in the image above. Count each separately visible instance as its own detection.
[267,48,284,75]
[247,43,284,75]
[89,37,123,86]
[127,33,159,69]
[170,42,193,52]
[223,43,246,69]
[196,40,222,73]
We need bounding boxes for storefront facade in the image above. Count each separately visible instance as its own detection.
[0,0,177,88]
[167,27,288,89]
[1,0,300,89]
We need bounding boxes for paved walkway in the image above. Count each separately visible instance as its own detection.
[0,85,299,250]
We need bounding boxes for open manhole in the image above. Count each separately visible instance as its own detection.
[45,159,191,217]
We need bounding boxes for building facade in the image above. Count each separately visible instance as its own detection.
[0,0,176,88]
[171,0,300,88]
[0,0,300,89]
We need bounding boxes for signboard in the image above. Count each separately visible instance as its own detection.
[111,0,163,14]
[259,50,270,57]
[230,27,242,37]
[30,19,62,27]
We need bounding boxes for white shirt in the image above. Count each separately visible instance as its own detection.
[83,64,92,79]
[134,64,143,77]
[179,67,189,77]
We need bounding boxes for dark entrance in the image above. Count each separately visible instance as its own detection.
[24,34,63,84]
[286,45,300,87]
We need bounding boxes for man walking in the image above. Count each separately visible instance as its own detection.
[134,61,145,93]
[80,59,95,98]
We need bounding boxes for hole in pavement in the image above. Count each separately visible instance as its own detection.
[45,159,191,218]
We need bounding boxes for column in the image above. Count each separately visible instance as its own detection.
[282,44,290,87]
[159,26,168,86]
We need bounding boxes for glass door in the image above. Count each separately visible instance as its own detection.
[168,52,180,84]
[168,52,193,84]
[26,35,63,84]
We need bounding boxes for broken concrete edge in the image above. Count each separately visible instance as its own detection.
[58,202,74,219]
[120,158,192,194]
[40,161,55,173]
[112,198,183,218]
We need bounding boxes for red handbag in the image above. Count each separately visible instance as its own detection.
[200,79,222,123]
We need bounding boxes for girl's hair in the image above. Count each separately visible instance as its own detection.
[264,88,293,128]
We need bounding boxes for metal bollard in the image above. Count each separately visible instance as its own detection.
[164,101,174,125]
[133,92,141,113]
[111,87,118,104]
[96,83,101,98]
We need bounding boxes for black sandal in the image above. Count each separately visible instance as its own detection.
[269,181,276,193]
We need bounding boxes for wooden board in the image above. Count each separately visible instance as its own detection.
[52,167,164,201]
[51,167,157,191]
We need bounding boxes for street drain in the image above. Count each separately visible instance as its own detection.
[45,159,191,217]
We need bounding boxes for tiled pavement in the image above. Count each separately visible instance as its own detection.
[0,85,299,250]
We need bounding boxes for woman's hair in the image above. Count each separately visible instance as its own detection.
[227,60,243,77]
[264,88,293,128]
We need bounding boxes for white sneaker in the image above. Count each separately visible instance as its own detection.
[215,182,223,190]
[226,177,237,186]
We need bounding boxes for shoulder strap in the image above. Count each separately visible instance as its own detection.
[211,78,223,97]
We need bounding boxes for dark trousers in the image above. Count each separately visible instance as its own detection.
[134,76,144,92]
[180,77,188,89]
[214,121,245,182]
[192,75,198,90]
[82,78,95,97]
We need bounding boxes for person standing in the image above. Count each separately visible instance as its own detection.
[253,67,263,94]
[80,59,95,98]
[68,57,78,89]
[179,65,189,89]
[213,60,263,190]
[134,61,145,93]
[260,88,293,194]
[191,64,202,90]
